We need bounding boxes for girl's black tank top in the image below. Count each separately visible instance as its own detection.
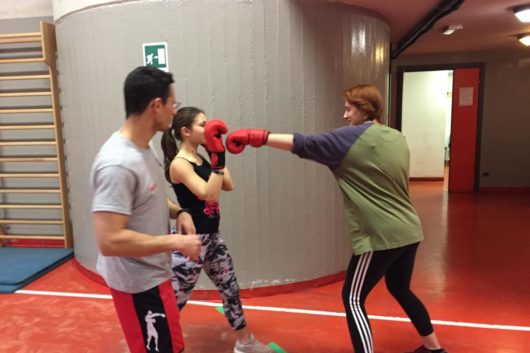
[171,156,220,234]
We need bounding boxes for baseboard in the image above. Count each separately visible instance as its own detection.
[72,258,107,286]
[409,177,444,181]
[480,187,530,192]
[73,258,346,298]
[193,271,346,299]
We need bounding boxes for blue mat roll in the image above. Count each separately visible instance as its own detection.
[0,247,74,293]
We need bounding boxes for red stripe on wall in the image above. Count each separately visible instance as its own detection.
[73,258,345,299]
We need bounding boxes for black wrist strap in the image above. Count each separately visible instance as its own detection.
[176,208,190,218]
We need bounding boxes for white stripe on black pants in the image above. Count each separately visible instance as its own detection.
[341,242,434,353]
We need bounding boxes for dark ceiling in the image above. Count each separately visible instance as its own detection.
[336,0,530,56]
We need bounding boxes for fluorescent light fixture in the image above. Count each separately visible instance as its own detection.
[518,34,530,46]
[514,6,530,23]
[442,24,463,35]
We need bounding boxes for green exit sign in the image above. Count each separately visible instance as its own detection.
[142,42,168,72]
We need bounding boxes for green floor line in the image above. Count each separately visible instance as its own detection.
[268,342,288,353]
[215,306,225,314]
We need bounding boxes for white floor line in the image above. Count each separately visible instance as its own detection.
[15,289,530,332]
[17,289,112,300]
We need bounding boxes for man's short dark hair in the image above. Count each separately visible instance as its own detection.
[123,66,174,117]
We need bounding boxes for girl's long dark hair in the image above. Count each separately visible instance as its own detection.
[161,106,204,182]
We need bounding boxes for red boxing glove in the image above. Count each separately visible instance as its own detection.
[226,129,270,154]
[204,119,228,153]
[204,119,228,170]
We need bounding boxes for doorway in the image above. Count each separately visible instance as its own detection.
[396,64,484,192]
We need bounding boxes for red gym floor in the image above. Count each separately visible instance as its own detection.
[1,180,529,353]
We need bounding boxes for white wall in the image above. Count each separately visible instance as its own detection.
[402,71,449,178]
[392,49,530,188]
[55,0,390,288]
[53,0,115,20]
[445,72,453,162]
[0,0,52,19]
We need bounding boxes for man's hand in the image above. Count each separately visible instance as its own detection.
[174,234,201,261]
[176,211,196,235]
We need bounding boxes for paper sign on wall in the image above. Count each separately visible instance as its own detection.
[143,42,168,72]
[459,87,474,107]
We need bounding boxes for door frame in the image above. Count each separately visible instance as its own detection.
[396,63,485,192]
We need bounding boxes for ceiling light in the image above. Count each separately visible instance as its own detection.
[514,6,530,23]
[442,24,463,36]
[518,34,530,46]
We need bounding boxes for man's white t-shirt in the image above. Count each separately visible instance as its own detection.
[91,132,171,293]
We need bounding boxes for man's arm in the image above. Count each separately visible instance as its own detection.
[167,197,181,219]
[93,211,200,260]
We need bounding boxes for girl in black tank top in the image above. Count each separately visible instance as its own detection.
[171,156,220,234]
[162,108,233,220]
[160,107,274,353]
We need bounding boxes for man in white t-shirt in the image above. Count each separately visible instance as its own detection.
[91,66,201,353]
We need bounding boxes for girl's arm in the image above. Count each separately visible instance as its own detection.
[221,166,234,191]
[170,158,224,201]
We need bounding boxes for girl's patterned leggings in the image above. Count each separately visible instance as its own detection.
[170,232,246,331]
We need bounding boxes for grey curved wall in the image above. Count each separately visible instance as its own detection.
[56,0,389,289]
